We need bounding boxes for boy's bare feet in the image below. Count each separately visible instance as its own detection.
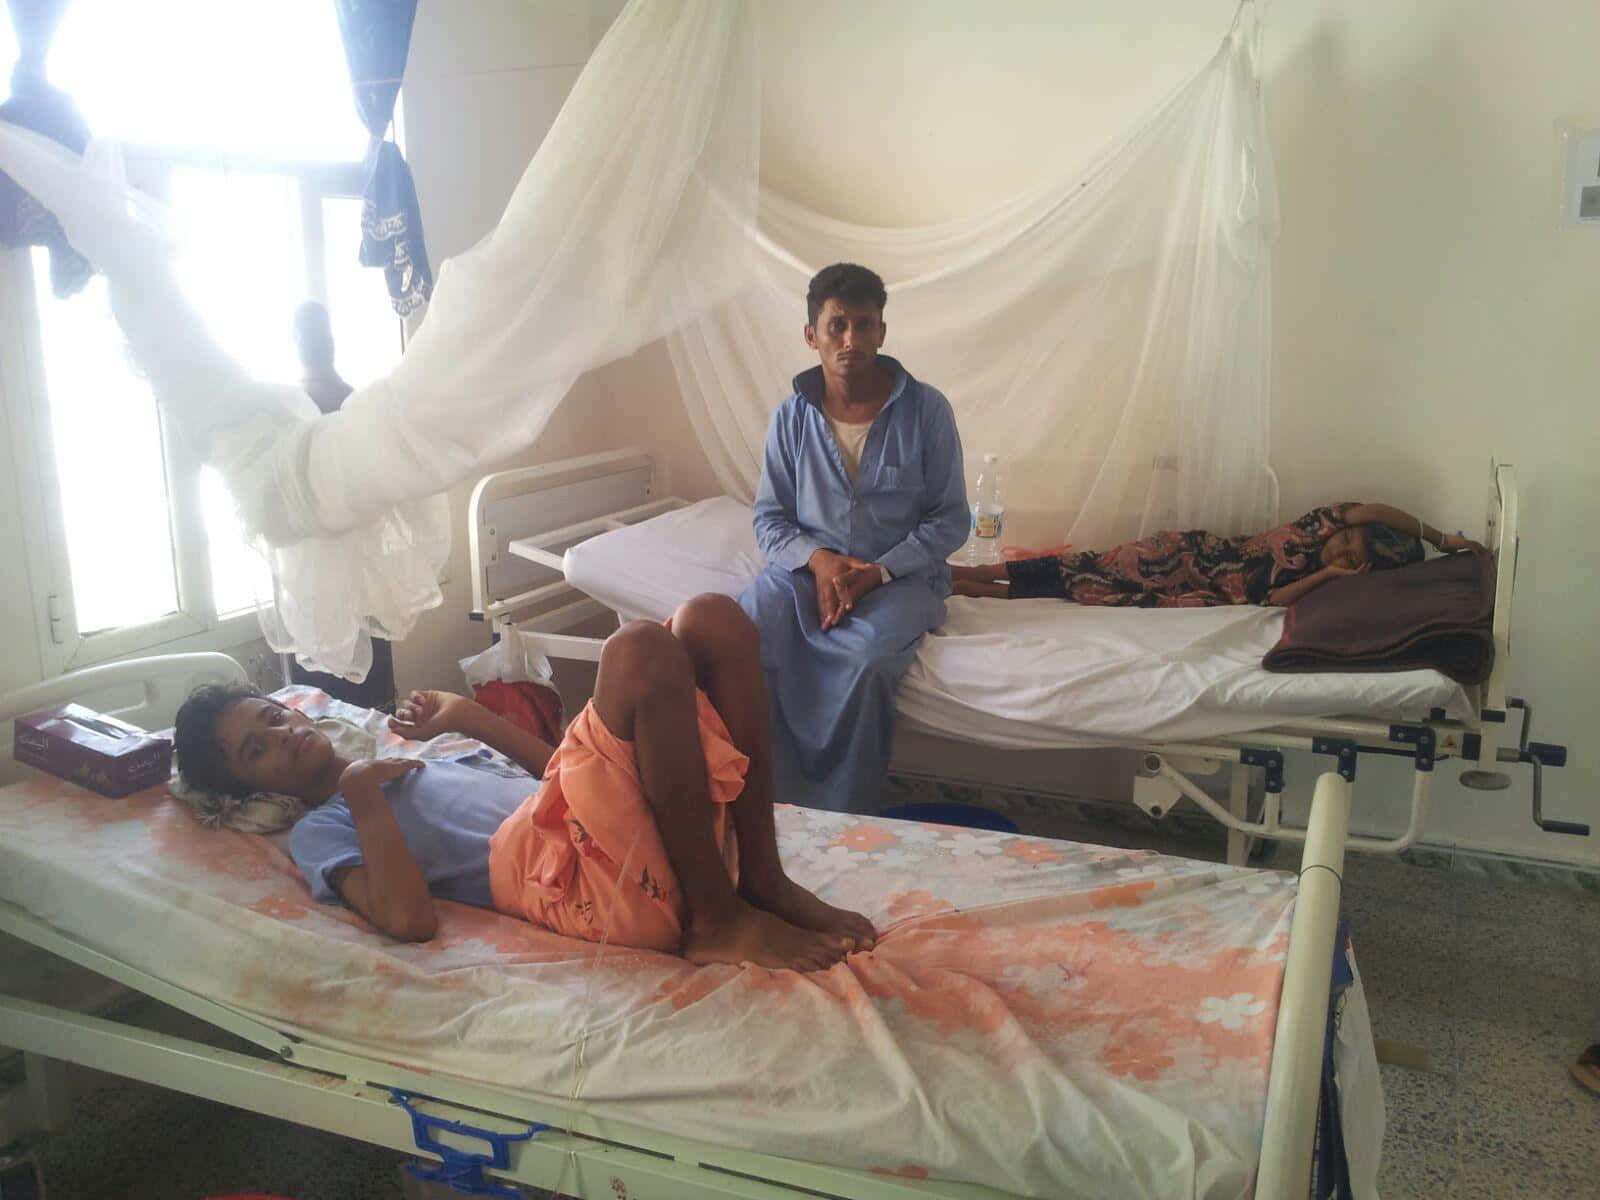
[744,874,877,952]
[684,898,852,972]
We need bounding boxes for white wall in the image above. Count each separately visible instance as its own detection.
[6,1,1588,864]
[398,0,1594,861]
[1253,2,1599,861]
[748,0,1599,862]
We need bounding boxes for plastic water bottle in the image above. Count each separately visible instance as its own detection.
[967,453,1006,565]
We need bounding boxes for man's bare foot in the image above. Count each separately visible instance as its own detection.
[683,898,851,972]
[744,874,877,952]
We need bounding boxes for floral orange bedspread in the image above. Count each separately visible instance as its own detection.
[0,689,1331,1199]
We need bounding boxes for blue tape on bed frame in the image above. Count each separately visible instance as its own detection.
[390,1088,547,1199]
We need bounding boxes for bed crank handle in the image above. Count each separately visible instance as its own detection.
[1523,756,1588,837]
[1494,700,1586,836]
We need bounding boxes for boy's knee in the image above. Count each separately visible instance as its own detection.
[674,593,758,654]
[603,620,694,700]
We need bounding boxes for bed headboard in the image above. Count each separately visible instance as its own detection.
[467,447,658,624]
[1482,460,1517,711]
[0,651,247,786]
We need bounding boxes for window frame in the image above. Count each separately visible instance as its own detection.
[2,145,374,676]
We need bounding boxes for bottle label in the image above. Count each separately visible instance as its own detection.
[974,512,1002,539]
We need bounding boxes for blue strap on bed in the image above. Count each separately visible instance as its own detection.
[1310,918,1355,1200]
[389,1087,547,1198]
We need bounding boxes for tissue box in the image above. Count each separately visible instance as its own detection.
[13,703,173,797]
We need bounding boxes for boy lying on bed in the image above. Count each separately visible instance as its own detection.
[172,594,876,972]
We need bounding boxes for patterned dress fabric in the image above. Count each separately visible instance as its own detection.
[1008,503,1358,607]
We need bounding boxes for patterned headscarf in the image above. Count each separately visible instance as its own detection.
[1363,522,1425,569]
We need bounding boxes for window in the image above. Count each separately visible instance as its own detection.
[0,3,404,671]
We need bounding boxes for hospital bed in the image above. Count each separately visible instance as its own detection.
[0,660,1379,1198]
[467,449,1579,866]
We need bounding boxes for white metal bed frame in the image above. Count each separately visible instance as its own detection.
[2,654,1355,1198]
[469,449,1580,864]
[0,453,1568,1200]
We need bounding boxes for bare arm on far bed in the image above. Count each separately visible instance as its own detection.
[332,758,438,942]
[390,689,555,778]
[1343,503,1484,553]
[1265,562,1368,607]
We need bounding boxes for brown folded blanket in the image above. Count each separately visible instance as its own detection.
[1262,550,1494,684]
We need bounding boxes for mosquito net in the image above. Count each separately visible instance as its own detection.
[0,0,1276,678]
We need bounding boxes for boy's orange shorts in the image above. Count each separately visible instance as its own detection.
[487,689,746,952]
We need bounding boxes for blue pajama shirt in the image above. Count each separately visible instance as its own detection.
[739,356,968,812]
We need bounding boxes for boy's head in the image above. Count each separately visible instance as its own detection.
[174,683,335,799]
[1318,523,1424,571]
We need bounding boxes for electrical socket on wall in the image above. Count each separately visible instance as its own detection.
[1557,120,1600,230]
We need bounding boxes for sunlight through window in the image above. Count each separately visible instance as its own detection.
[30,250,180,634]
[10,2,404,648]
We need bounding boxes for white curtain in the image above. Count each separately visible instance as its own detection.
[0,0,1275,677]
[670,10,1278,552]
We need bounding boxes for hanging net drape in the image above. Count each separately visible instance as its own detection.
[0,0,1276,678]
[670,13,1279,553]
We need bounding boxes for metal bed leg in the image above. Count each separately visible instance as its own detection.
[1256,771,1350,1200]
[23,1052,72,1133]
[1226,764,1251,866]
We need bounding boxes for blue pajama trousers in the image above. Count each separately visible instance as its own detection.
[739,565,945,813]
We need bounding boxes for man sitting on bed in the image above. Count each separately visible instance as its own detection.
[740,263,969,812]
[171,595,875,971]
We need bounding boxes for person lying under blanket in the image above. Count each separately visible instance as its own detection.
[172,594,876,972]
[951,501,1484,607]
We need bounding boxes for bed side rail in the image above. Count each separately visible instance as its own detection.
[1,652,248,787]
[468,447,657,625]
[0,651,247,728]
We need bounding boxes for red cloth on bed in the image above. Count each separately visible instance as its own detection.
[470,678,565,744]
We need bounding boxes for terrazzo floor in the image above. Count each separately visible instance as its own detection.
[6,785,1598,1199]
[1337,850,1600,1199]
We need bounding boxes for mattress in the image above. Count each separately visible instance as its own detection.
[0,689,1382,1199]
[564,496,1473,748]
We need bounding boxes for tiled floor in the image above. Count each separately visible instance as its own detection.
[1338,852,1600,1199]
[8,791,1600,1198]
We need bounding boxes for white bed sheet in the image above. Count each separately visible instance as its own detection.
[563,497,1473,748]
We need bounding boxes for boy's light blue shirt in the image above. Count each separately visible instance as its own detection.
[289,752,535,910]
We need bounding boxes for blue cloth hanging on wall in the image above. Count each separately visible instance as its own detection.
[0,0,93,297]
[335,0,433,316]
